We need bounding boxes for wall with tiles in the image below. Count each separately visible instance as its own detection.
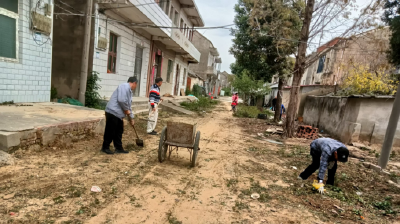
[0,0,53,103]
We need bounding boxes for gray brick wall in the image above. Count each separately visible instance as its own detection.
[0,0,52,103]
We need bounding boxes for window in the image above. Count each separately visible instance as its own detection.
[167,60,173,82]
[169,6,174,20]
[165,0,170,16]
[107,33,118,73]
[133,45,143,96]
[174,11,179,25]
[184,24,187,36]
[183,68,187,85]
[316,55,326,73]
[0,0,18,59]
[180,18,184,31]
[134,46,143,77]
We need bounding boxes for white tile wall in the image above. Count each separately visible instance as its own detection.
[93,14,150,98]
[0,0,53,103]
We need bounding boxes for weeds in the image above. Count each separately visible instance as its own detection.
[373,197,396,215]
[0,100,14,105]
[167,212,182,224]
[66,186,83,198]
[53,196,66,204]
[233,201,250,211]
[226,178,239,188]
[240,181,271,203]
[234,105,261,118]
[180,97,219,112]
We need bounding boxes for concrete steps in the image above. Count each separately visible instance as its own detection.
[159,102,194,115]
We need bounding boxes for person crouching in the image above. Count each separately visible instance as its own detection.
[298,138,349,193]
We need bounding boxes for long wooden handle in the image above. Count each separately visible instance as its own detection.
[132,124,140,139]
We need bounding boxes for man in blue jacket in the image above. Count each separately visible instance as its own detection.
[101,77,137,154]
[298,138,349,193]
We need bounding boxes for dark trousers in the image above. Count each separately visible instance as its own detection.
[299,154,337,185]
[102,112,124,151]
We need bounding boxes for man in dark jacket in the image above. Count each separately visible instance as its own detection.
[298,138,349,193]
[102,77,137,154]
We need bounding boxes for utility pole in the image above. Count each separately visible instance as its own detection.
[379,82,400,169]
[78,0,93,105]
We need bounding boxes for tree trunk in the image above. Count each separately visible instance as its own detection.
[285,0,315,137]
[274,77,284,122]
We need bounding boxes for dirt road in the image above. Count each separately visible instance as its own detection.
[1,102,399,223]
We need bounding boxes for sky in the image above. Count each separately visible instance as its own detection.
[194,0,376,75]
[196,0,237,74]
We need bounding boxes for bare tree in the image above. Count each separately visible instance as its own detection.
[285,0,383,137]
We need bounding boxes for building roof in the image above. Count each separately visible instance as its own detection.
[180,0,205,27]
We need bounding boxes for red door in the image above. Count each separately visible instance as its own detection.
[187,78,192,91]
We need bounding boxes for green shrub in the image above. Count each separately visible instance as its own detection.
[192,85,204,98]
[51,86,58,99]
[222,87,231,96]
[180,97,218,112]
[85,71,104,110]
[234,105,260,118]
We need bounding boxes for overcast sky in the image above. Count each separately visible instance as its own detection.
[196,0,236,74]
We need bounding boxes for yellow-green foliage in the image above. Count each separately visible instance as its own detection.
[340,64,398,95]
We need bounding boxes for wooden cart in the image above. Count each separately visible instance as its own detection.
[158,122,200,167]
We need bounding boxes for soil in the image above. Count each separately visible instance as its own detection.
[0,102,400,224]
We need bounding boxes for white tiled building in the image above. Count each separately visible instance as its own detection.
[0,0,53,103]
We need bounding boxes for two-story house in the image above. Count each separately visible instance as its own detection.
[51,0,204,99]
[189,30,222,96]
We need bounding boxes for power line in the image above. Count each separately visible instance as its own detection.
[52,11,234,30]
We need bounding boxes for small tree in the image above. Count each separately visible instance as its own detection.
[85,71,103,109]
[232,71,270,104]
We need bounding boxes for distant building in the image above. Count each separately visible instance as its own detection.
[189,31,222,96]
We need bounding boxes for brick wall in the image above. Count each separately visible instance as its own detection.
[0,0,53,103]
[93,13,150,98]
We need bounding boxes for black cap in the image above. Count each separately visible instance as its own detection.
[337,147,349,162]
[128,77,138,83]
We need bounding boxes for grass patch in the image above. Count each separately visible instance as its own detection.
[234,105,273,118]
[180,97,219,112]
[240,181,271,203]
[53,196,66,204]
[233,200,250,211]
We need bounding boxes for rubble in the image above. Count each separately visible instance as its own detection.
[0,151,14,167]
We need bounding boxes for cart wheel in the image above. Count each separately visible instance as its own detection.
[158,126,168,163]
[191,131,201,167]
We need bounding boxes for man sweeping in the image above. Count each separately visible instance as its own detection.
[298,138,349,194]
[102,77,137,154]
[147,77,163,135]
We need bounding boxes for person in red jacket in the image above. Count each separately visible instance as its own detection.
[231,93,238,111]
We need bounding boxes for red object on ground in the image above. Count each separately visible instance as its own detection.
[211,96,214,99]
[9,212,16,216]
[297,125,319,139]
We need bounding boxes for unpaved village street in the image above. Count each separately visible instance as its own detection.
[1,102,399,224]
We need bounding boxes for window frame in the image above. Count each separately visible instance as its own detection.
[169,6,174,20]
[174,11,179,25]
[107,33,118,73]
[0,4,19,62]
[166,59,173,83]
[165,0,170,16]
